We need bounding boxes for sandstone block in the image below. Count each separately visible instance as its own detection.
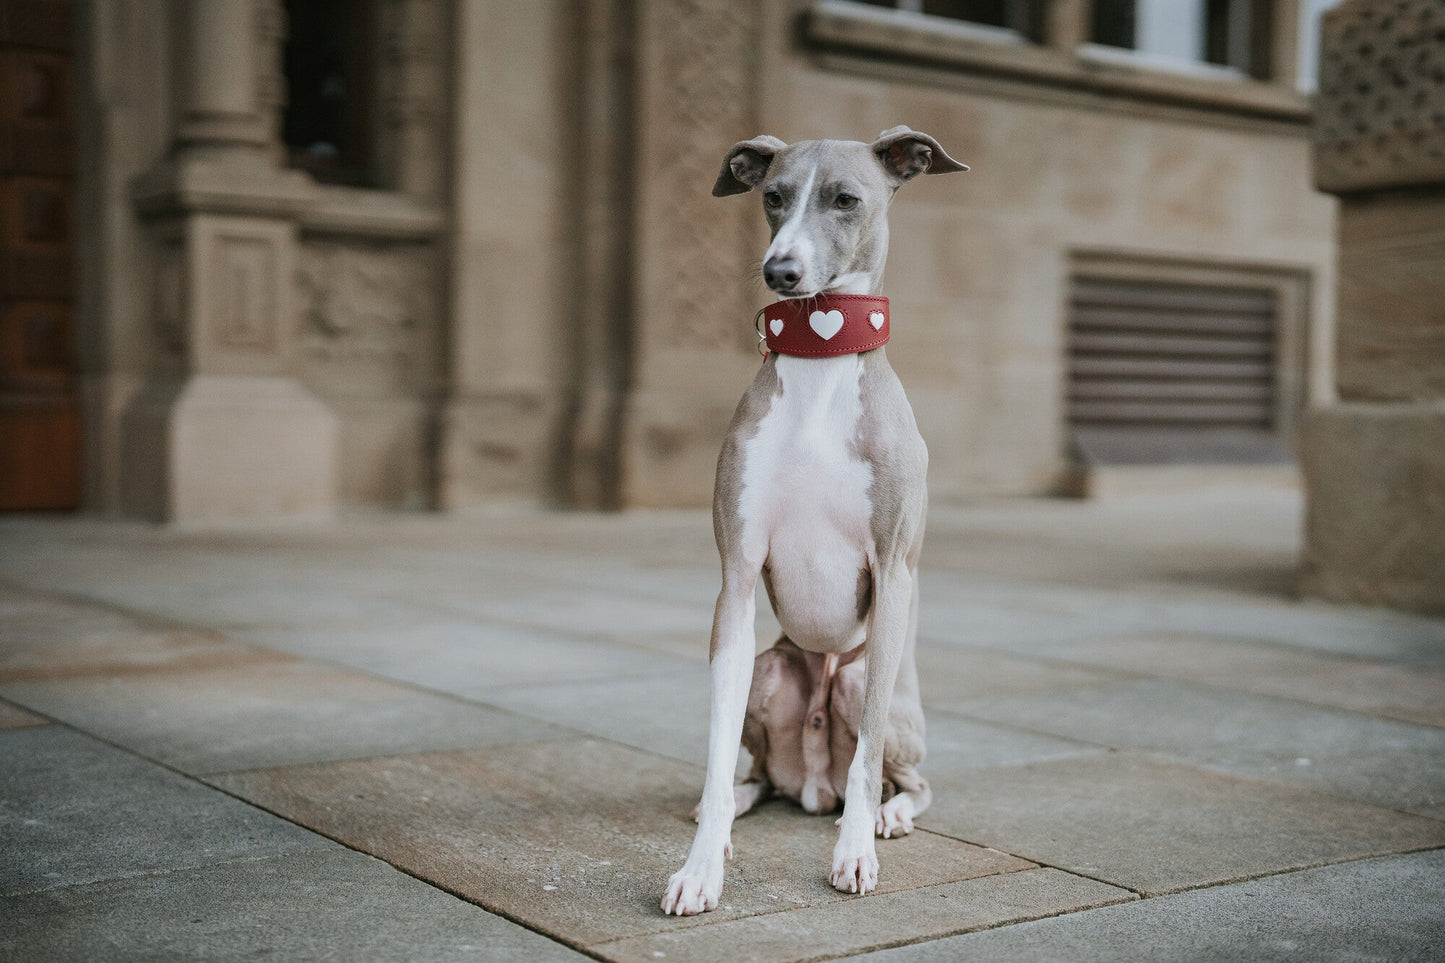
[1300,402,1445,614]
[1335,193,1445,402]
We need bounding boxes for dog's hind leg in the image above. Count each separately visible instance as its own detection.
[876,764,929,839]
[732,643,789,818]
[829,657,929,838]
[828,574,930,840]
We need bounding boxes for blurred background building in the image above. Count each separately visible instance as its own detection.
[2,0,1351,522]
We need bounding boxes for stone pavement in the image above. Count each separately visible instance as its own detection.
[1,490,1443,961]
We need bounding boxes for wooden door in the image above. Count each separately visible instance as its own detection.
[0,0,78,510]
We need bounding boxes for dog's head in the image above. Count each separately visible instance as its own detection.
[713,127,967,298]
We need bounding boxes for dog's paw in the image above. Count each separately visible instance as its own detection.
[830,831,879,895]
[661,862,724,916]
[875,794,916,839]
[734,781,768,818]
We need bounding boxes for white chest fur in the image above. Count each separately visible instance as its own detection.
[736,354,875,651]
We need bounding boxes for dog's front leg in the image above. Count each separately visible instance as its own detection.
[662,568,758,915]
[831,562,911,895]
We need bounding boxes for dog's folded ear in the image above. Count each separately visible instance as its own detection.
[713,135,788,196]
[871,126,968,183]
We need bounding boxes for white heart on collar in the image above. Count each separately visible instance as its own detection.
[809,309,845,340]
[869,311,885,331]
[769,318,784,336]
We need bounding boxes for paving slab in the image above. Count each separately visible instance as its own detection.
[234,619,700,696]
[2,499,1442,962]
[0,583,263,681]
[916,573,1445,671]
[1,540,438,632]
[440,585,714,646]
[473,664,716,767]
[0,656,567,775]
[208,737,1032,950]
[921,493,1303,591]
[938,678,1445,815]
[0,848,586,963]
[593,868,1133,963]
[914,643,1131,704]
[917,709,1103,774]
[0,699,46,729]
[841,849,1445,963]
[1043,632,1445,727]
[1124,596,1445,669]
[917,584,1121,651]
[923,752,1445,896]
[0,726,330,895]
[466,664,1096,779]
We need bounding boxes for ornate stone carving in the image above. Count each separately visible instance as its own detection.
[1313,0,1445,194]
[651,0,760,348]
[295,242,441,395]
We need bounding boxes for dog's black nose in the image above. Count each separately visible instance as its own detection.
[763,257,802,292]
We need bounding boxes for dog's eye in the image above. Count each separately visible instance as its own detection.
[835,194,858,210]
[763,191,783,210]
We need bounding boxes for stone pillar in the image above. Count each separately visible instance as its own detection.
[1301,0,1445,612]
[122,0,337,522]
[558,0,635,509]
[438,0,572,509]
[620,0,765,507]
[1041,0,1091,52]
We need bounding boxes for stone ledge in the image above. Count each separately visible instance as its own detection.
[130,151,315,221]
[132,155,446,241]
[300,186,447,240]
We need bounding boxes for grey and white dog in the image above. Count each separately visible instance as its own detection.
[662,127,967,915]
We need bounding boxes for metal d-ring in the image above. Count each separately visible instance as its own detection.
[754,306,769,357]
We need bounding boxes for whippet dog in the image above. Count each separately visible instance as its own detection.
[661,127,967,915]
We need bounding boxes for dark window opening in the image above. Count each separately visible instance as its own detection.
[1090,0,1136,50]
[282,0,376,187]
[852,0,1038,35]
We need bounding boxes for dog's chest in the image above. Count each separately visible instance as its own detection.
[736,355,875,563]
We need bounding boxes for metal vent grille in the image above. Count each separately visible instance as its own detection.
[1066,276,1283,465]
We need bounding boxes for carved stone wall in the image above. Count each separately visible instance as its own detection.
[295,239,443,507]
[296,241,442,397]
[1312,0,1445,193]
[618,0,768,507]
[648,0,761,349]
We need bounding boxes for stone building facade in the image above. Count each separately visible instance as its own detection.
[27,0,1341,518]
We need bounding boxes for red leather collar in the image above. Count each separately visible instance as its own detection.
[759,295,889,357]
